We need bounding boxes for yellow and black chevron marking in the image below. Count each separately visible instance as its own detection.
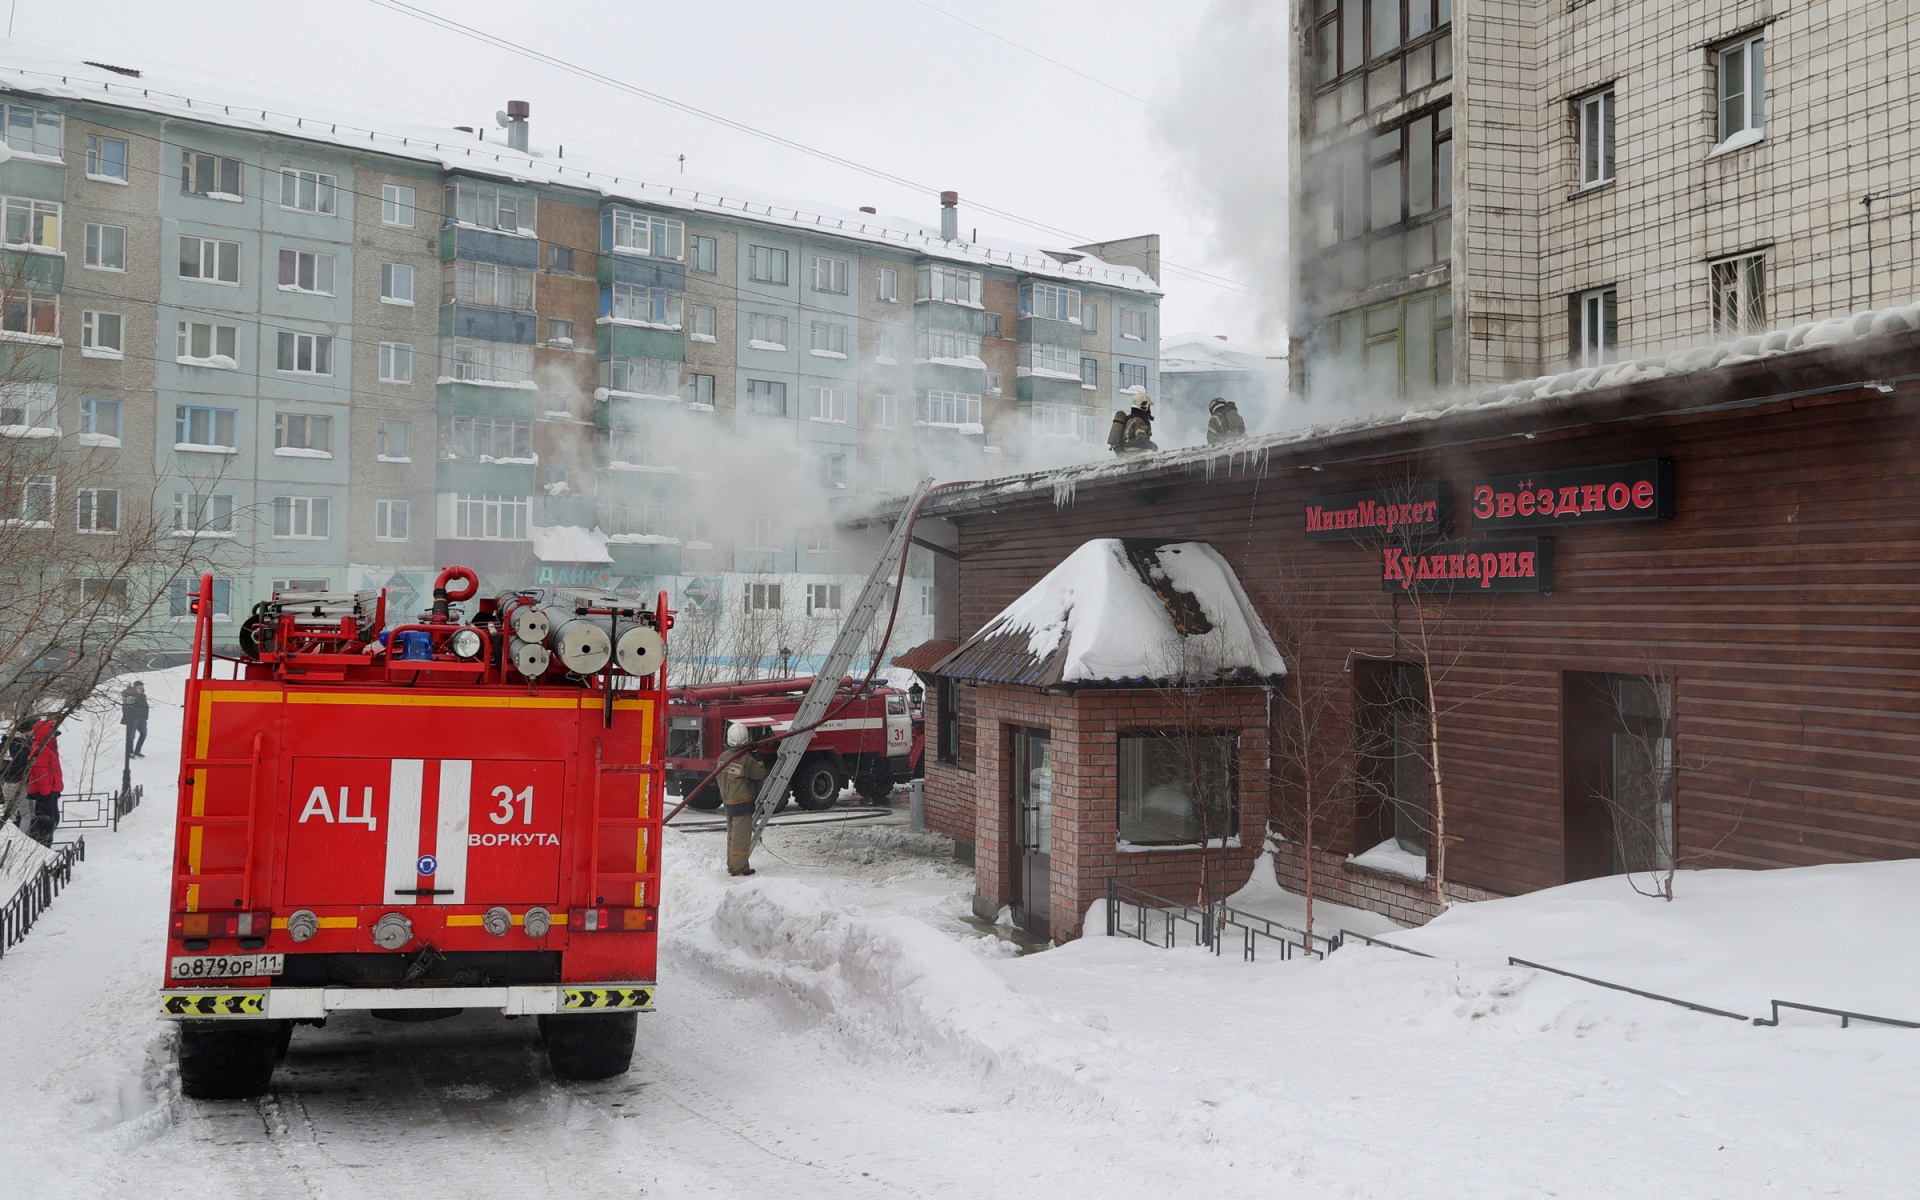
[162,993,266,1017]
[563,987,654,1010]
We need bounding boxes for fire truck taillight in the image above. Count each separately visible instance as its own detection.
[172,911,274,940]
[570,907,655,933]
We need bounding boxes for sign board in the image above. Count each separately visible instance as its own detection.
[537,565,614,589]
[1305,484,1452,542]
[1380,539,1554,594]
[1469,459,1675,530]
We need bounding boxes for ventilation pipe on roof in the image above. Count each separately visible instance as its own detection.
[940,191,958,240]
[860,206,877,214]
[504,100,530,153]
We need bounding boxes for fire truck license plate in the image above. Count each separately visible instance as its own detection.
[170,954,285,980]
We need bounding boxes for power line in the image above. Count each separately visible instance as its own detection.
[911,1,1160,110]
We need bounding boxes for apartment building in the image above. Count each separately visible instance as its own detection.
[1292,1,1920,399]
[0,51,1160,654]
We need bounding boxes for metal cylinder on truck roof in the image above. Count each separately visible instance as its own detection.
[508,636,552,678]
[548,616,612,675]
[498,593,550,642]
[610,621,665,677]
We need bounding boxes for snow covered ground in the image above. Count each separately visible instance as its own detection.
[0,667,1914,1197]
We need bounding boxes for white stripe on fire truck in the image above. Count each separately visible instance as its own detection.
[384,759,424,903]
[433,759,472,905]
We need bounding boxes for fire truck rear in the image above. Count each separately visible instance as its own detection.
[161,568,669,1099]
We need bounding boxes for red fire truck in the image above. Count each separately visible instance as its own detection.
[161,568,669,1099]
[666,676,922,811]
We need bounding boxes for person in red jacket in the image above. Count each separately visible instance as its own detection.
[24,716,61,846]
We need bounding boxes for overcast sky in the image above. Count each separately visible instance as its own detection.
[12,0,1283,348]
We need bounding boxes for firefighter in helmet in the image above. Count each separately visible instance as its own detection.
[1206,396,1247,444]
[719,721,769,876]
[1107,393,1158,455]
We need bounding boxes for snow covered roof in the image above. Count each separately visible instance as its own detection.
[1160,333,1274,375]
[0,47,1159,296]
[531,525,613,564]
[931,540,1286,687]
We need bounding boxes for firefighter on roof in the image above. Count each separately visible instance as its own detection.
[1108,393,1158,455]
[1207,396,1247,444]
[719,722,768,876]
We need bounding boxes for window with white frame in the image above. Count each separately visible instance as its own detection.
[810,321,847,355]
[601,355,680,396]
[272,495,331,539]
[181,150,242,197]
[176,320,238,363]
[1119,307,1148,340]
[381,183,416,227]
[1083,301,1097,333]
[172,491,235,533]
[986,371,1002,394]
[920,584,934,617]
[179,235,239,283]
[1030,403,1084,438]
[744,580,782,609]
[1710,253,1765,337]
[810,255,849,294]
[1019,281,1082,323]
[806,582,842,613]
[379,341,413,383]
[277,331,334,375]
[1716,32,1764,147]
[682,373,716,407]
[690,304,716,341]
[4,475,54,526]
[876,266,898,302]
[606,209,684,259]
[917,390,982,427]
[169,577,231,617]
[445,179,535,233]
[279,168,337,215]
[874,458,897,492]
[806,386,849,423]
[84,223,126,270]
[0,385,54,431]
[444,416,532,460]
[872,393,898,429]
[274,412,333,453]
[1578,89,1615,187]
[377,420,410,459]
[3,197,59,249]
[376,499,410,541]
[1,104,60,156]
[1080,356,1099,387]
[813,452,848,488]
[175,405,237,449]
[806,526,836,554]
[441,338,533,384]
[1021,343,1080,376]
[76,487,118,533]
[448,260,534,310]
[917,263,982,305]
[380,262,414,304]
[749,517,779,551]
[1574,287,1618,366]
[689,234,718,274]
[609,281,681,325]
[80,397,121,440]
[603,498,679,539]
[874,329,896,361]
[917,329,981,361]
[747,244,790,284]
[984,311,1004,338]
[1,292,56,337]
[1118,362,1149,394]
[748,312,788,348]
[747,379,788,416]
[547,317,574,346]
[85,134,127,180]
[452,494,530,539]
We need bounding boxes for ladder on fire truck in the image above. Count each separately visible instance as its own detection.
[750,478,934,845]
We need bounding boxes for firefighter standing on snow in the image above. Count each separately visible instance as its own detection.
[1207,396,1247,444]
[719,721,768,877]
[1107,393,1158,454]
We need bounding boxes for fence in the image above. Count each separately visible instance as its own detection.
[1104,878,1337,961]
[56,784,144,837]
[0,838,84,959]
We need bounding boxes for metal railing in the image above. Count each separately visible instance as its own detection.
[1103,879,1336,961]
[1336,928,1435,958]
[1753,999,1920,1031]
[0,838,84,959]
[56,784,144,835]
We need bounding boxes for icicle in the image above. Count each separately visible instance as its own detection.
[1051,474,1076,509]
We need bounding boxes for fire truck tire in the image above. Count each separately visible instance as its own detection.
[177,1022,283,1100]
[542,1012,637,1080]
[853,760,893,805]
[791,757,844,810]
[685,783,722,811]
[273,1020,294,1061]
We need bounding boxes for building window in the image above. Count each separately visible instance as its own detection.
[80,397,121,440]
[748,312,788,348]
[813,452,848,489]
[873,393,898,429]
[747,379,788,417]
[1354,660,1431,860]
[441,338,533,385]
[179,235,239,283]
[984,311,1003,338]
[444,415,532,460]
[936,677,958,763]
[377,420,410,459]
[180,150,242,197]
[171,490,235,533]
[608,281,681,326]
[918,390,982,427]
[919,585,934,617]
[169,578,231,618]
[84,223,127,270]
[85,134,127,180]
[986,371,1002,395]
[744,580,782,610]
[918,329,982,362]
[1573,287,1618,366]
[1313,0,1449,88]
[600,356,680,396]
[451,494,530,539]
[547,243,574,273]
[1117,362,1149,394]
[381,183,416,227]
[606,209,684,259]
[806,582,842,613]
[1117,733,1239,846]
[1,474,52,526]
[1716,32,1765,148]
[378,342,414,383]
[1019,281,1082,323]
[876,266,898,302]
[279,168,337,215]
[76,487,119,533]
[874,330,896,361]
[277,332,334,375]
[1710,253,1765,337]
[806,386,849,424]
[747,244,790,284]
[873,458,897,491]
[174,406,237,449]
[272,495,331,540]
[176,321,238,364]
[376,499,411,541]
[448,260,534,310]
[810,322,847,355]
[1030,403,1086,438]
[274,412,333,453]
[810,255,849,294]
[0,385,53,431]
[686,373,715,407]
[1080,356,1098,387]
[806,526,836,554]
[547,316,574,346]
[689,304,716,341]
[380,262,414,304]
[2,196,58,250]
[1021,343,1080,376]
[1313,286,1453,398]
[917,263,982,305]
[0,292,55,337]
[689,234,718,275]
[445,179,535,234]
[1119,307,1148,341]
[1082,302,1097,333]
[277,249,336,295]
[1578,89,1615,187]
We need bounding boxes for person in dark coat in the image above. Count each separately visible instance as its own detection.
[1206,397,1247,444]
[1116,394,1158,454]
[24,715,61,846]
[121,681,149,758]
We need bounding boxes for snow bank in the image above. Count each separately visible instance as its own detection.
[530,524,612,565]
[0,824,54,909]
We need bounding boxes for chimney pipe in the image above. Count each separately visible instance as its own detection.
[506,100,530,153]
[859,206,877,214]
[939,191,958,240]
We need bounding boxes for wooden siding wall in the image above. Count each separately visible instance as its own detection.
[944,386,1920,900]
